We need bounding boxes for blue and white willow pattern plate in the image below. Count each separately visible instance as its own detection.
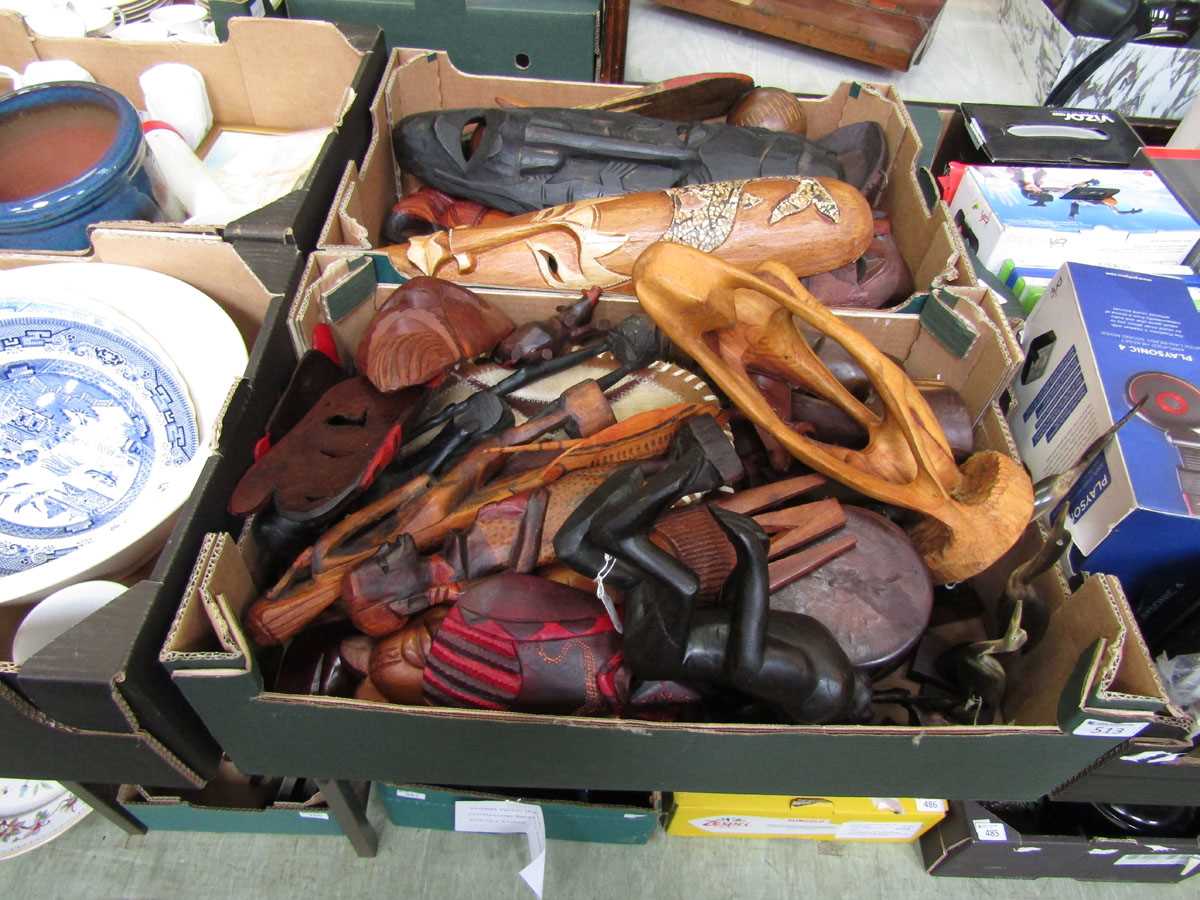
[0,315,198,577]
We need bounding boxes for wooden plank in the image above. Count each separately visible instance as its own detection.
[653,0,948,71]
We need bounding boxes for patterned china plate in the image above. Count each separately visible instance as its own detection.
[0,314,198,576]
[0,779,65,819]
[0,263,247,604]
[0,782,91,862]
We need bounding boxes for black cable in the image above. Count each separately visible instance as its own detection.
[1047,2,1198,106]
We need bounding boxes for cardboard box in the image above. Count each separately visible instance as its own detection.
[118,775,356,836]
[1052,738,1200,805]
[949,165,1200,279]
[922,799,1200,883]
[317,50,981,312]
[1007,263,1200,597]
[277,0,602,81]
[997,0,1200,120]
[380,784,658,845]
[157,245,1173,801]
[0,14,385,253]
[666,794,945,841]
[0,229,300,789]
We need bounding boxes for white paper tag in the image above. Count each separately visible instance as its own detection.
[394,789,427,801]
[687,815,838,836]
[915,799,946,813]
[1089,848,1119,855]
[835,820,923,840]
[454,801,546,898]
[1072,718,1150,739]
[972,819,1008,842]
[1115,853,1200,867]
[297,811,329,820]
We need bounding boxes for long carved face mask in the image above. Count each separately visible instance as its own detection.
[391,176,874,294]
[632,242,1035,584]
[391,107,888,214]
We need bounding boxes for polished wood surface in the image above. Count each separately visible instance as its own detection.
[653,0,948,71]
[599,0,631,82]
[633,243,1033,584]
[727,87,808,134]
[388,177,872,292]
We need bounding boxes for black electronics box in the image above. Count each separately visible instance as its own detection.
[922,799,1200,883]
[960,103,1143,167]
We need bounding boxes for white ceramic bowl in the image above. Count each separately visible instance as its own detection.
[12,580,126,663]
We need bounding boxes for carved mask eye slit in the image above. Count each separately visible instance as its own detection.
[533,248,568,288]
[325,411,368,428]
[461,117,486,162]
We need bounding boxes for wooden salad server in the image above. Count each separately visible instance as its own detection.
[385,176,872,292]
[633,243,1034,583]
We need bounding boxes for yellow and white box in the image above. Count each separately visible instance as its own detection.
[666,794,946,842]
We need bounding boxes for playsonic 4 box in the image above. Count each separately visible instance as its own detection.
[666,794,946,842]
[1009,263,1200,596]
[950,165,1200,276]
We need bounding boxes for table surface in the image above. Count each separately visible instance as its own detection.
[627,0,1042,104]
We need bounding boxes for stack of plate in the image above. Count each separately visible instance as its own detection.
[116,0,170,23]
[0,780,91,860]
[0,263,247,605]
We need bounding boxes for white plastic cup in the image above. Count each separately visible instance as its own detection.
[149,3,209,38]
[109,21,170,42]
[142,121,239,224]
[139,63,213,151]
[0,60,96,89]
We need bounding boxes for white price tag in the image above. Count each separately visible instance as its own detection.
[297,811,329,820]
[394,790,427,801]
[1072,718,1149,738]
[972,819,1008,842]
[835,820,923,840]
[454,801,546,898]
[915,799,946,813]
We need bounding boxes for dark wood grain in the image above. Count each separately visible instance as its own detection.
[654,0,948,71]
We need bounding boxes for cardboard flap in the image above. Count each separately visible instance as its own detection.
[162,533,251,669]
[1008,574,1169,727]
[0,11,36,69]
[225,18,366,130]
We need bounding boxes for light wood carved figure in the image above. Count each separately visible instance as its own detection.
[384,176,872,292]
[633,243,1033,583]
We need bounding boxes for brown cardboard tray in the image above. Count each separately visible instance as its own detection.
[316,50,987,315]
[159,247,1171,800]
[0,14,385,256]
[921,799,1200,883]
[0,230,300,787]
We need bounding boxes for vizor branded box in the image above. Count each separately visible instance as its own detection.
[1008,263,1200,597]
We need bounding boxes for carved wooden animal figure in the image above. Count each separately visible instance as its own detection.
[244,401,719,646]
[385,176,872,292]
[633,243,1034,583]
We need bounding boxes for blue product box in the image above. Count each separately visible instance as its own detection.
[949,165,1200,277]
[1008,263,1200,596]
[999,261,1200,316]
